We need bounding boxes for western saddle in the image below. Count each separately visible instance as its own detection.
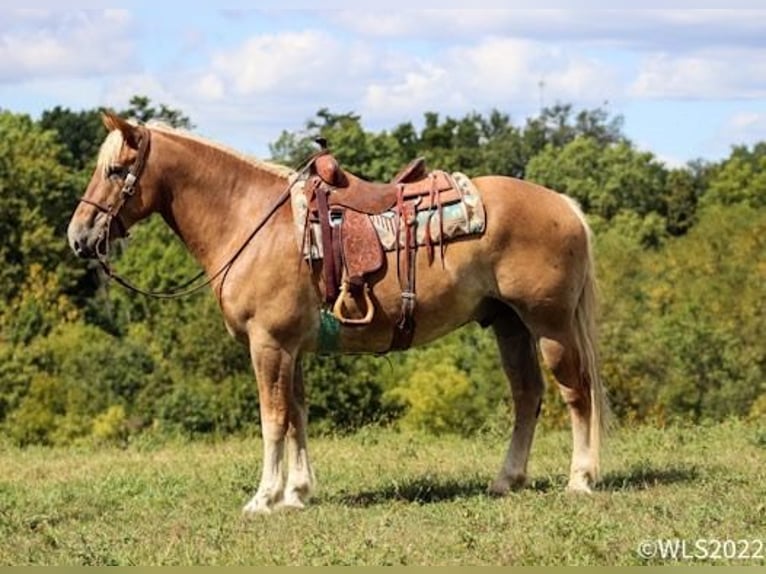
[305,143,463,350]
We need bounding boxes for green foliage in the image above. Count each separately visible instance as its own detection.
[39,106,104,171]
[527,138,669,242]
[2,264,80,345]
[663,168,702,235]
[303,354,396,433]
[390,361,482,435]
[91,405,128,444]
[155,375,259,436]
[385,327,509,436]
[0,110,82,303]
[1,322,155,445]
[270,103,627,180]
[271,108,409,180]
[597,204,766,424]
[1,99,764,445]
[702,143,766,208]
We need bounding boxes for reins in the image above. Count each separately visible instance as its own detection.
[97,183,294,299]
[86,126,306,299]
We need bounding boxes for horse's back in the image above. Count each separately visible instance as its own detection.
[473,175,586,241]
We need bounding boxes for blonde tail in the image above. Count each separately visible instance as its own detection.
[565,197,610,480]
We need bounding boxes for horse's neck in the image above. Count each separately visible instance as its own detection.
[155,136,289,273]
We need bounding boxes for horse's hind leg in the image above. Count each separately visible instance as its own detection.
[488,307,545,495]
[540,334,598,493]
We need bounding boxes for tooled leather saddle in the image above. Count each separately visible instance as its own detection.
[305,145,465,350]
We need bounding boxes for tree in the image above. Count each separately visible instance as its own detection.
[526,136,669,244]
[477,110,527,178]
[38,106,104,171]
[270,108,407,180]
[662,168,700,235]
[524,103,625,152]
[0,111,82,304]
[701,143,766,208]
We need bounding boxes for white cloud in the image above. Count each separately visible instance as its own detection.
[4,8,759,164]
[101,74,180,113]
[334,10,557,39]
[0,10,136,83]
[194,73,225,101]
[331,9,766,51]
[362,37,620,121]
[631,49,766,99]
[201,30,366,97]
[365,63,463,116]
[719,111,766,147]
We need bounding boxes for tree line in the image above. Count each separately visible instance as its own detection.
[0,97,763,445]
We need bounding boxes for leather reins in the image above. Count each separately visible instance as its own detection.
[77,126,299,299]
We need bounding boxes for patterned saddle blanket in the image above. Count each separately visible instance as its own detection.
[289,171,486,260]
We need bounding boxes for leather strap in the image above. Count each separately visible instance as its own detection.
[390,185,417,351]
[313,176,339,304]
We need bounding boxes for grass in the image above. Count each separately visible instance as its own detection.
[0,420,763,565]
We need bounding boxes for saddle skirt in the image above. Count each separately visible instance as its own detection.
[289,171,486,260]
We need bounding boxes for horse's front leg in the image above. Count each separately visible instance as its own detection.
[282,356,315,509]
[242,336,296,515]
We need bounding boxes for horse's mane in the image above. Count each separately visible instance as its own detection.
[96,120,295,180]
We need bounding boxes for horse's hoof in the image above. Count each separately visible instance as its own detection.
[488,474,526,496]
[278,497,306,511]
[242,495,277,516]
[566,478,593,494]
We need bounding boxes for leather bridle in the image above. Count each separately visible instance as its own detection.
[75,125,299,299]
[79,125,152,259]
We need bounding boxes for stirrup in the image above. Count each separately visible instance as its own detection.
[332,282,374,325]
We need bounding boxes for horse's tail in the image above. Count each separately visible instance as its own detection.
[564,196,610,480]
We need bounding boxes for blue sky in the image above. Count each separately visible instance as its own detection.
[2,8,765,167]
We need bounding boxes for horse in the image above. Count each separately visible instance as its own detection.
[67,112,608,514]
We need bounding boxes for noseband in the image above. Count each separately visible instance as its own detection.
[78,126,151,258]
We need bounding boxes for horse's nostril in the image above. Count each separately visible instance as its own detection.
[70,236,91,258]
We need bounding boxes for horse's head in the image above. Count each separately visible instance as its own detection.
[67,111,157,259]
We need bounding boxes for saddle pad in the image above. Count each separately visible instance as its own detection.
[288,171,486,260]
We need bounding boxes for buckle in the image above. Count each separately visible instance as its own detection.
[121,172,137,196]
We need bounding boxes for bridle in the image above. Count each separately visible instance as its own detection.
[80,125,151,257]
[77,125,296,299]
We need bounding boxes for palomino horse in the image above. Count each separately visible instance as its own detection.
[67,112,607,514]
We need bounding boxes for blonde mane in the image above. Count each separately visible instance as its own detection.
[96,120,295,180]
[96,129,128,176]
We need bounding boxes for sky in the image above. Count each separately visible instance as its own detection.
[2,7,766,167]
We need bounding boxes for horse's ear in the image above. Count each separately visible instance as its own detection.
[101,110,140,149]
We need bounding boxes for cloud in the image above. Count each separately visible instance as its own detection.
[362,37,620,121]
[330,9,766,51]
[123,29,622,149]
[191,30,372,101]
[0,10,137,84]
[101,73,182,115]
[364,63,466,117]
[5,8,760,164]
[719,111,766,148]
[631,49,766,100]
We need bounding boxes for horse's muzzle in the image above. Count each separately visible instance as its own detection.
[67,217,106,259]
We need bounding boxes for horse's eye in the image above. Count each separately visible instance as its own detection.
[106,165,128,181]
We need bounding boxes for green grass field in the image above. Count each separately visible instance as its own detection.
[0,420,763,565]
